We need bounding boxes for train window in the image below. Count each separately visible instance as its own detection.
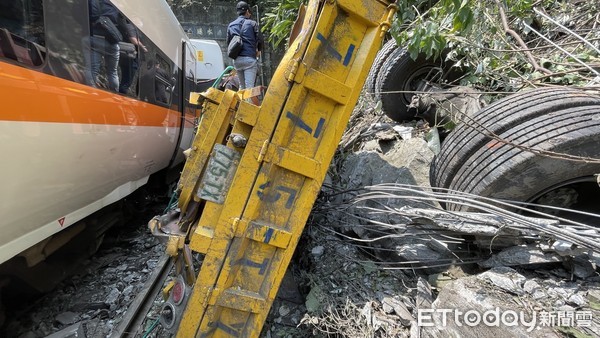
[140,54,173,106]
[44,0,147,96]
[3,0,166,105]
[116,14,151,97]
[117,22,142,97]
[0,0,45,67]
[43,0,89,84]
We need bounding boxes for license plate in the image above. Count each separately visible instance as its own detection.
[196,144,241,204]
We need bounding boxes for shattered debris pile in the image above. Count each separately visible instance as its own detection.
[277,96,600,337]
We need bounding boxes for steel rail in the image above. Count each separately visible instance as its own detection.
[111,255,173,338]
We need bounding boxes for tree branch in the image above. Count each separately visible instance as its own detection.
[493,0,553,75]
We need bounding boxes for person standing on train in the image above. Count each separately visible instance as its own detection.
[226,1,264,104]
[118,17,147,95]
[83,0,125,92]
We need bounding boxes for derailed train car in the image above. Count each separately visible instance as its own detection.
[0,0,220,313]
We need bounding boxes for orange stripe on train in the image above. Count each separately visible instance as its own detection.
[0,61,182,127]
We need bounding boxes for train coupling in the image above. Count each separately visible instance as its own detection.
[148,209,186,257]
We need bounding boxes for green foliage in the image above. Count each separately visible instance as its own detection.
[395,0,438,23]
[257,0,599,94]
[167,0,214,9]
[394,0,475,60]
[506,0,533,17]
[394,0,600,94]
[260,0,307,48]
[404,20,447,60]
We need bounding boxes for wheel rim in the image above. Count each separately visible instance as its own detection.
[401,65,443,105]
[527,176,600,224]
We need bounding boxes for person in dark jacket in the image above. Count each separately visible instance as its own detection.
[226,1,264,103]
[118,17,147,94]
[83,0,125,91]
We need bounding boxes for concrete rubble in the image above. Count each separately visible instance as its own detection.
[294,97,600,338]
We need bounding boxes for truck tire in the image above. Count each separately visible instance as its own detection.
[364,38,397,95]
[429,87,600,212]
[375,48,457,122]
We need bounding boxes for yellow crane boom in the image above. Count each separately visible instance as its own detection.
[149,0,398,336]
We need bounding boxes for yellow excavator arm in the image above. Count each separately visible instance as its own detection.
[149,0,398,336]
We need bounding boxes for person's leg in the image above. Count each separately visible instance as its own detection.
[243,61,259,105]
[82,36,100,87]
[243,61,258,89]
[119,58,132,94]
[131,58,139,94]
[233,57,260,105]
[236,69,246,90]
[234,56,257,90]
[104,42,120,92]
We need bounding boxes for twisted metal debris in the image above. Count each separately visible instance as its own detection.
[315,183,600,254]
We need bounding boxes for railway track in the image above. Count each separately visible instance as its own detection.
[2,194,173,338]
[111,255,174,338]
[41,253,174,338]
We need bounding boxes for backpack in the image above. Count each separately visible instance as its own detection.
[227,19,245,59]
[90,0,122,44]
[96,15,123,43]
[227,35,243,59]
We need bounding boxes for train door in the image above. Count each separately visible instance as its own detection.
[168,41,198,167]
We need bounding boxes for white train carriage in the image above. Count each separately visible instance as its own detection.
[0,0,222,296]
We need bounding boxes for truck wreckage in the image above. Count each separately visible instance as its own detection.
[147,0,600,336]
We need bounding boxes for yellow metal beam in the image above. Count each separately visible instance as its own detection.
[165,0,398,337]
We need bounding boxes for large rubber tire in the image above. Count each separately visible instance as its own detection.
[375,48,458,122]
[429,87,600,211]
[364,39,398,95]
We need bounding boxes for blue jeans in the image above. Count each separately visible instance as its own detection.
[83,36,120,91]
[119,56,139,94]
[233,56,258,90]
